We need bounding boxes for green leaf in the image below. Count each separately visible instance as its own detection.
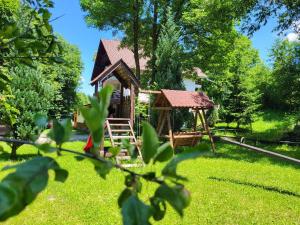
[34,113,48,129]
[80,85,113,155]
[0,157,67,221]
[122,139,137,159]
[48,119,72,146]
[0,184,23,221]
[54,169,68,182]
[36,143,55,153]
[141,122,159,164]
[121,195,152,225]
[118,188,132,208]
[162,149,207,180]
[108,147,121,157]
[150,197,166,221]
[91,159,113,179]
[153,142,173,164]
[154,184,191,217]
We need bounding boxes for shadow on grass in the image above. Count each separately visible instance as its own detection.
[0,151,38,162]
[208,176,300,198]
[202,141,300,169]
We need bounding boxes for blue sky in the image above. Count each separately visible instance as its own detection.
[50,0,281,96]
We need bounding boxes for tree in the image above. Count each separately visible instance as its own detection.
[80,0,191,81]
[241,0,300,35]
[0,0,62,124]
[203,35,263,127]
[40,37,83,119]
[154,8,184,90]
[4,65,55,158]
[269,39,300,110]
[152,9,191,131]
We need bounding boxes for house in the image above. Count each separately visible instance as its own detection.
[90,39,207,94]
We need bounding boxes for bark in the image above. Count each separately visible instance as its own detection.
[133,0,141,80]
[10,142,20,160]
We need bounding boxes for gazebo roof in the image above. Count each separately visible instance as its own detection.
[154,89,214,109]
[90,59,140,89]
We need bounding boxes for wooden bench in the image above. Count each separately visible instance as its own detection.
[173,131,203,148]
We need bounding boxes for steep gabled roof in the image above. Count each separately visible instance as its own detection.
[91,39,149,82]
[101,40,149,70]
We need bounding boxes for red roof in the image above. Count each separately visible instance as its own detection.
[157,89,214,109]
[101,40,148,71]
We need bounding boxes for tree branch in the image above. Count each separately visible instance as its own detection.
[0,137,164,184]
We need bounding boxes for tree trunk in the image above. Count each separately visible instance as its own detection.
[151,0,158,83]
[10,142,19,160]
[133,0,141,80]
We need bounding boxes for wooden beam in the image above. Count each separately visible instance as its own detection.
[158,111,167,136]
[152,107,172,110]
[199,110,206,130]
[166,111,174,148]
[202,109,216,152]
[139,89,161,94]
[120,83,124,117]
[194,110,199,132]
[130,84,135,126]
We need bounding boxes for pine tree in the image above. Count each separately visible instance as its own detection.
[154,7,184,90]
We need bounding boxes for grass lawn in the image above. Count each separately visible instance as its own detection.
[0,140,300,225]
[215,110,298,141]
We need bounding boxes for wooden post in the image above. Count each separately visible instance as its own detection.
[94,82,99,96]
[120,84,124,117]
[166,111,174,148]
[130,84,135,126]
[199,110,206,131]
[193,110,199,131]
[202,109,216,152]
[157,111,168,136]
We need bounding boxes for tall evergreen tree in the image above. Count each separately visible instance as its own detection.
[154,8,184,90]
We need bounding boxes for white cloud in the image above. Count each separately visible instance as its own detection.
[286,33,299,42]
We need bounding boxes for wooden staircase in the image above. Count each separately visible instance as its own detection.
[105,118,143,166]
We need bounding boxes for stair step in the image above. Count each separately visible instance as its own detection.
[111,129,132,133]
[109,123,131,126]
[113,142,136,146]
[107,118,130,121]
[112,136,135,139]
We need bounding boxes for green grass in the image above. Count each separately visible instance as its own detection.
[215,110,297,142]
[0,141,300,225]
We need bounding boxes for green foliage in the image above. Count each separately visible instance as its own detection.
[42,36,83,118]
[0,156,68,221]
[141,122,160,164]
[267,39,300,111]
[48,119,72,148]
[241,0,300,35]
[154,8,184,90]
[121,195,152,225]
[80,85,113,155]
[204,35,263,126]
[3,66,54,142]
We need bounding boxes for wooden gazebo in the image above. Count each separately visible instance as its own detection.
[153,89,216,151]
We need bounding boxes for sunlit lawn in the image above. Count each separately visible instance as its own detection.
[0,140,300,225]
[215,110,297,141]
